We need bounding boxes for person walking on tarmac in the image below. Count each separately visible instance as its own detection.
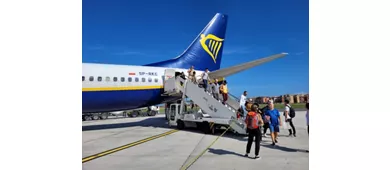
[260,103,270,137]
[284,99,296,137]
[265,100,282,146]
[244,104,263,159]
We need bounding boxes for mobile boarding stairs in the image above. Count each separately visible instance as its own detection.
[163,75,247,135]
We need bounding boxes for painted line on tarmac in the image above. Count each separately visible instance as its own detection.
[82,129,179,163]
[180,123,232,170]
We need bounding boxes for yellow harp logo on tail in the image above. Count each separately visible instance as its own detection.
[199,34,224,63]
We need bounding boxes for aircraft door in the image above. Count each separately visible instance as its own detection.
[163,69,176,84]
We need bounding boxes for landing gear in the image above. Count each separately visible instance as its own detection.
[130,111,139,117]
[147,111,157,116]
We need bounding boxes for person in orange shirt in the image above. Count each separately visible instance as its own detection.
[245,104,263,159]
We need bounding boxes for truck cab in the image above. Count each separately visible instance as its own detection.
[165,101,189,128]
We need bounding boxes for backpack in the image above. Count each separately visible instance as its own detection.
[246,112,259,129]
[288,105,296,118]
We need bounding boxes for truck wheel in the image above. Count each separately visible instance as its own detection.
[92,113,100,120]
[85,115,92,121]
[177,120,185,130]
[210,124,216,135]
[99,112,109,120]
[201,122,211,134]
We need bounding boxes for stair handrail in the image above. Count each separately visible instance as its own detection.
[176,75,238,113]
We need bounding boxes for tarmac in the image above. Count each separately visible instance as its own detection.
[82,111,309,170]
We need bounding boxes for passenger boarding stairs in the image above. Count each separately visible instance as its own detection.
[164,76,246,134]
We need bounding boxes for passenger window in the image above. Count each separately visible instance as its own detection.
[148,78,152,82]
[154,78,158,83]
[142,78,145,82]
[105,77,110,82]
[98,76,102,82]
[82,76,85,81]
[128,77,132,82]
[113,77,117,82]
[121,77,125,82]
[135,77,139,82]
[89,76,94,81]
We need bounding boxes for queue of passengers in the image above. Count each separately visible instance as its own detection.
[186,66,229,105]
[240,94,310,159]
[185,66,310,158]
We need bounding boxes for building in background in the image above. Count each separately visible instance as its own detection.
[249,93,309,104]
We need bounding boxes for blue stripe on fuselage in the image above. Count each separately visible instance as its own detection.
[82,88,165,113]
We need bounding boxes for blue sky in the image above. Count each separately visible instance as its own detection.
[82,0,309,98]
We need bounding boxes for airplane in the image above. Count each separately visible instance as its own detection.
[82,13,287,114]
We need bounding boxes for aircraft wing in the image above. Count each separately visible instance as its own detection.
[208,53,288,79]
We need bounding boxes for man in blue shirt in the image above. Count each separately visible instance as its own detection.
[264,100,282,146]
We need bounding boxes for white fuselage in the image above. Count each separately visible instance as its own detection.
[82,63,205,113]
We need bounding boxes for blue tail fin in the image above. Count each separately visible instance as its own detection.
[145,13,228,71]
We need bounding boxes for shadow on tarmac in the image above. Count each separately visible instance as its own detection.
[82,116,249,142]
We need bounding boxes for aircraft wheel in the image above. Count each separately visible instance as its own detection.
[130,111,138,118]
[150,111,157,116]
